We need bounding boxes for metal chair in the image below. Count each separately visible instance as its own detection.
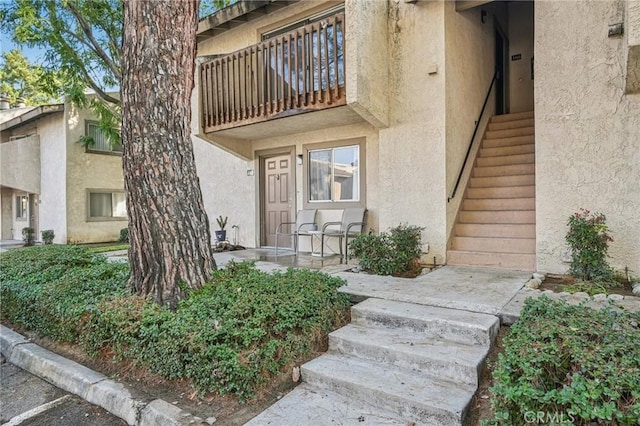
[319,208,366,263]
[275,209,317,255]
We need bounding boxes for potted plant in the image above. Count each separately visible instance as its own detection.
[215,215,228,241]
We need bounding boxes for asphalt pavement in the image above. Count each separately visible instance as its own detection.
[1,360,126,426]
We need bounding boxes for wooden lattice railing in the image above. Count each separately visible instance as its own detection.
[200,13,346,132]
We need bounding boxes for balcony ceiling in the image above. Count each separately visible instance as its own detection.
[208,105,365,140]
[198,0,300,41]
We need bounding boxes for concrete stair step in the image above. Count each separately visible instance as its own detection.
[455,223,535,239]
[469,174,535,188]
[450,236,535,254]
[466,185,535,199]
[474,163,535,177]
[351,298,499,347]
[301,354,474,426]
[245,384,404,426]
[329,324,488,388]
[487,117,534,131]
[458,210,535,224]
[480,143,535,157]
[463,197,535,211]
[485,126,534,139]
[476,153,534,167]
[490,110,534,123]
[447,250,536,271]
[482,135,534,148]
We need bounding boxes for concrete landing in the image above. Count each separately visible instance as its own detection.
[337,266,529,316]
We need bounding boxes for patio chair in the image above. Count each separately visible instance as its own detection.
[275,209,317,255]
[319,208,366,263]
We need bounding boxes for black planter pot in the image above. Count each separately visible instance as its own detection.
[215,230,227,241]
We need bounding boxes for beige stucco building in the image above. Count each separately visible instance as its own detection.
[192,0,639,277]
[0,97,125,244]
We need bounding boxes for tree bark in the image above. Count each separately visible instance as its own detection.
[121,0,216,309]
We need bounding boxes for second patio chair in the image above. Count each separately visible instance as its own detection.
[275,209,317,255]
[319,207,366,263]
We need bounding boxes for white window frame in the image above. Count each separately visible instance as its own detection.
[85,121,122,155]
[303,138,365,210]
[16,195,28,220]
[86,189,127,222]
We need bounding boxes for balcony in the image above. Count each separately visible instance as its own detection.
[200,12,346,134]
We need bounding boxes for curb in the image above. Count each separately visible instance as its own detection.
[0,324,206,426]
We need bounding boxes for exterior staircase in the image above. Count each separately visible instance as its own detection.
[247,298,500,425]
[448,110,536,271]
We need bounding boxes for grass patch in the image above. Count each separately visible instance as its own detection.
[1,246,349,400]
[485,296,640,425]
[87,244,129,253]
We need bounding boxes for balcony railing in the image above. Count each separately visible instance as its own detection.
[200,13,346,133]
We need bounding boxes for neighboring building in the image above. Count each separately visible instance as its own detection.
[192,0,639,276]
[0,96,125,244]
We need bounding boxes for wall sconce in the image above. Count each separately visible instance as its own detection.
[481,10,487,24]
[296,154,304,165]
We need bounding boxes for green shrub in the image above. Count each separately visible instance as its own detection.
[119,227,129,243]
[349,224,424,276]
[486,296,640,425]
[1,247,349,400]
[0,246,128,341]
[22,227,35,246]
[566,208,614,283]
[41,229,55,244]
[82,261,349,400]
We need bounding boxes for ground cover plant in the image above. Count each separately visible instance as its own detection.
[486,296,640,425]
[349,224,424,276]
[0,246,349,400]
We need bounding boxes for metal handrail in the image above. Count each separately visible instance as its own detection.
[448,71,498,202]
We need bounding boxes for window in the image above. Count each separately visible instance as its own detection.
[16,195,28,220]
[85,121,122,153]
[88,191,127,221]
[308,145,359,203]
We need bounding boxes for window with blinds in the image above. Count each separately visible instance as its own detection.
[86,121,122,153]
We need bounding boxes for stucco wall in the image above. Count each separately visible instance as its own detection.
[508,1,534,113]
[444,1,503,248]
[535,0,640,276]
[0,135,41,193]
[36,112,67,243]
[345,0,389,127]
[64,102,125,243]
[373,0,447,262]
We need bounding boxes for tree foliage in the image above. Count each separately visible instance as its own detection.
[0,49,64,105]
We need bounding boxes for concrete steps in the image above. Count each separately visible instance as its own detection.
[448,111,536,271]
[248,298,500,425]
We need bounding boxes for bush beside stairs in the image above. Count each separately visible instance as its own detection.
[247,298,500,425]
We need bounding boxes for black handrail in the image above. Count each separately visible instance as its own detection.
[448,71,498,202]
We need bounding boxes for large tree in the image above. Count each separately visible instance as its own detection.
[2,0,227,307]
[0,49,64,105]
[121,0,215,308]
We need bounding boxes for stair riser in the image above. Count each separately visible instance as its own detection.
[476,153,535,167]
[469,175,535,188]
[301,367,465,426]
[480,144,535,157]
[328,336,480,388]
[447,251,536,271]
[482,135,535,148]
[451,237,535,253]
[459,210,535,224]
[474,164,535,177]
[455,224,535,239]
[463,198,535,211]
[491,111,534,123]
[350,309,495,347]
[485,126,535,139]
[467,186,535,199]
[487,118,534,131]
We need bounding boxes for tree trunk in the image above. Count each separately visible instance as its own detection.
[121,0,215,309]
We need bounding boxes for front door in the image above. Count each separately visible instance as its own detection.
[262,153,293,247]
[28,194,38,239]
[495,26,507,115]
